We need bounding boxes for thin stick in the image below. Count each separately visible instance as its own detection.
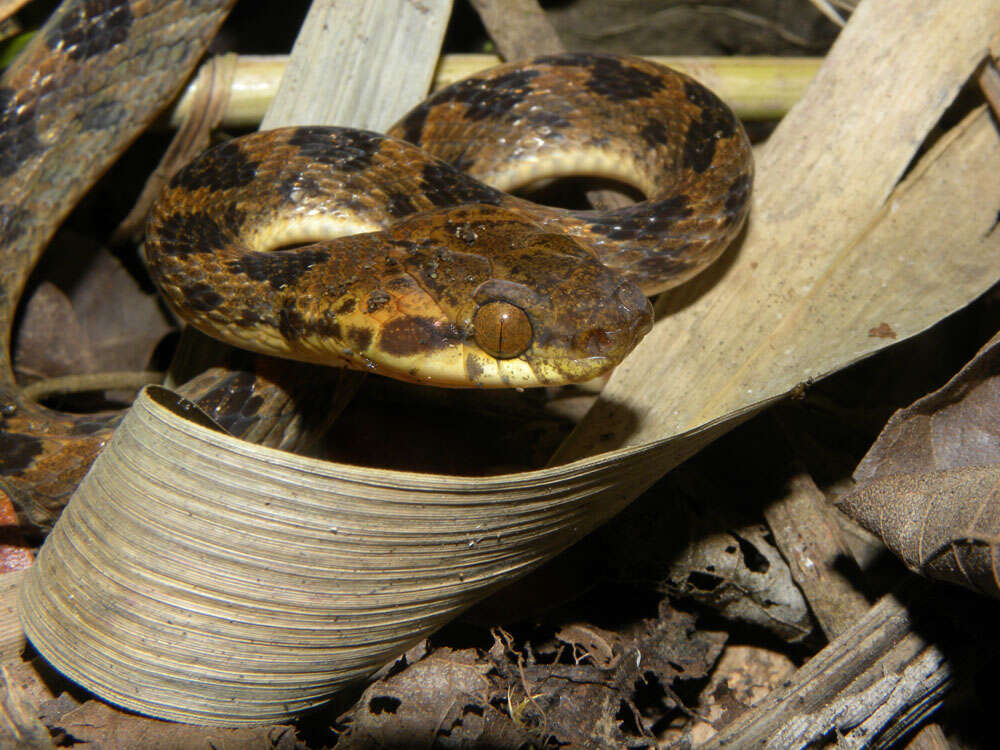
[21,371,163,402]
[466,0,564,60]
[763,416,870,640]
[169,54,822,129]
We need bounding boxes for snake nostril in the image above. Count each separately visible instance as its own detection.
[573,327,620,357]
[614,283,653,339]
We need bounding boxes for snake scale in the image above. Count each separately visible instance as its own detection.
[0,0,752,531]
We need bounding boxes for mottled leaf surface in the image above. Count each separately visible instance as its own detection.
[842,331,1000,596]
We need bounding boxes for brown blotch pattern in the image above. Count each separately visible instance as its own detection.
[0,88,43,179]
[379,317,462,357]
[45,0,133,61]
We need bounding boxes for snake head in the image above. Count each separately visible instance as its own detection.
[465,231,653,386]
[372,207,653,388]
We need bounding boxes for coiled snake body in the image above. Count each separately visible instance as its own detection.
[0,0,751,529]
[146,53,753,388]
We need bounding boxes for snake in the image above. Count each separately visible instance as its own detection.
[0,0,752,531]
[146,53,753,388]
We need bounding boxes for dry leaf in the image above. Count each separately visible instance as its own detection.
[335,648,534,749]
[675,645,797,746]
[854,331,1000,480]
[664,524,812,642]
[489,603,725,748]
[14,236,170,382]
[842,465,1000,597]
[557,2,1000,462]
[0,655,298,750]
[12,283,88,381]
[555,623,621,669]
[54,701,299,750]
[585,457,813,642]
[840,331,1000,596]
[0,657,80,748]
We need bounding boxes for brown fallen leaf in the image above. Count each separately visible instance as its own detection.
[14,233,171,384]
[854,330,1000,479]
[555,622,621,670]
[661,523,812,643]
[12,282,89,381]
[840,465,1000,597]
[1,656,300,750]
[334,647,535,749]
[841,331,1000,596]
[54,700,300,750]
[0,657,78,748]
[672,644,797,746]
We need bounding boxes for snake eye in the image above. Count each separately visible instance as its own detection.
[473,301,532,359]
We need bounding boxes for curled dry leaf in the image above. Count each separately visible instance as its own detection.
[840,331,1000,596]
[854,331,1000,480]
[17,0,1000,726]
[841,466,1000,597]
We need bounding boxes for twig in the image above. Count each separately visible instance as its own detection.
[21,371,163,401]
[169,53,821,127]
[466,0,564,60]
[697,585,951,749]
[763,415,870,640]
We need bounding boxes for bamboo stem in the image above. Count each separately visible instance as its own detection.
[169,54,821,130]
